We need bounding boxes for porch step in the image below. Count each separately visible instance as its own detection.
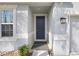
[32,50,49,56]
[32,42,49,50]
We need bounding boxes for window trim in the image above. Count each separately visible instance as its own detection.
[1,23,13,24]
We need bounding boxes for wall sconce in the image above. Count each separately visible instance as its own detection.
[60,17,66,24]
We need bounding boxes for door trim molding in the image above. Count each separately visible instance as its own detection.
[34,14,47,41]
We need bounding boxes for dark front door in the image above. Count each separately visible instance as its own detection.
[36,16,45,41]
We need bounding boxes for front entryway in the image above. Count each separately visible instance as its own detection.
[32,14,48,50]
[34,14,47,41]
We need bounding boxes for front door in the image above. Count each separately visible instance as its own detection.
[34,14,47,41]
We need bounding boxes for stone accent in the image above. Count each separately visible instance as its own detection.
[0,50,20,56]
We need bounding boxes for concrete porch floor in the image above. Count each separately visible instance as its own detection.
[32,50,49,56]
[31,42,49,56]
[31,42,49,50]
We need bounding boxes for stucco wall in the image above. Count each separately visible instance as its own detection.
[70,16,79,55]
[0,4,17,51]
[0,4,33,51]
[52,2,79,55]
[52,3,71,55]
[15,5,29,49]
[28,6,34,48]
[16,5,34,49]
[48,5,54,50]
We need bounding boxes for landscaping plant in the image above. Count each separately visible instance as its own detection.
[18,44,29,56]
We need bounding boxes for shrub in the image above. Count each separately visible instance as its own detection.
[18,44,29,56]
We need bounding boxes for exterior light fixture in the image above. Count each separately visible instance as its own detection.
[60,17,66,24]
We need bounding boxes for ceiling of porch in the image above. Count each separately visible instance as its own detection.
[29,2,53,14]
[30,6,51,14]
[0,2,53,14]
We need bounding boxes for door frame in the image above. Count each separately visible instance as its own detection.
[34,14,47,41]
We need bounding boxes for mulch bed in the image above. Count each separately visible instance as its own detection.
[0,50,33,56]
[0,50,20,56]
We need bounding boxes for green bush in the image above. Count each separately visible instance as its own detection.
[18,44,29,56]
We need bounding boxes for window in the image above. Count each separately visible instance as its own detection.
[0,10,13,37]
[2,10,13,23]
[1,24,13,36]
